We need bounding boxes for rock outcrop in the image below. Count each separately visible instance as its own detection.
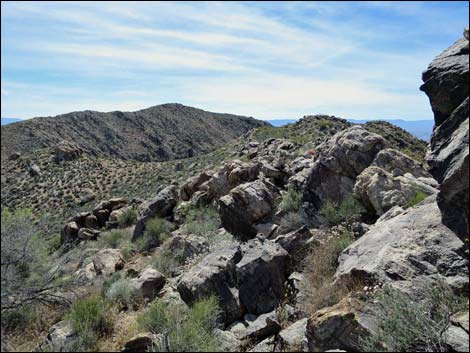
[335,196,468,294]
[420,30,469,242]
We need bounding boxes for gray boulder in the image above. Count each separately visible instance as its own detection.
[177,244,243,325]
[231,311,281,341]
[219,179,277,240]
[132,185,178,240]
[278,318,308,352]
[335,196,468,294]
[236,239,289,315]
[129,267,166,300]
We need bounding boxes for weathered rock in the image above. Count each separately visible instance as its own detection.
[371,148,430,178]
[77,227,100,241]
[35,320,76,351]
[306,295,376,352]
[421,31,469,242]
[8,151,21,160]
[336,196,468,294]
[219,179,276,240]
[303,126,386,214]
[78,188,96,205]
[236,239,289,315]
[129,267,166,300]
[92,248,124,277]
[61,221,79,243]
[273,226,315,255]
[248,336,276,352]
[122,332,162,352]
[93,197,128,213]
[278,318,308,352]
[214,329,243,352]
[132,185,178,240]
[163,234,209,262]
[233,311,281,341]
[177,244,243,324]
[445,325,469,352]
[109,206,132,223]
[180,171,212,201]
[354,166,437,216]
[54,140,84,163]
[29,163,41,177]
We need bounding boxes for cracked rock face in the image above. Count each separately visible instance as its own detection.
[420,31,469,242]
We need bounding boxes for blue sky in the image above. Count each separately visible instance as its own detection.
[1,1,468,120]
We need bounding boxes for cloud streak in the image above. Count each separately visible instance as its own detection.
[1,1,468,120]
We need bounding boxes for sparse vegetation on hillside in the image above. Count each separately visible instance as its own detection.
[319,194,365,228]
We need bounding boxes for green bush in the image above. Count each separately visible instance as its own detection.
[1,306,34,331]
[117,208,138,227]
[183,206,220,237]
[138,217,173,251]
[407,190,428,208]
[105,278,134,308]
[98,229,130,249]
[153,251,183,277]
[68,295,113,344]
[360,282,468,352]
[140,297,220,352]
[279,211,305,233]
[320,194,364,227]
[279,188,303,214]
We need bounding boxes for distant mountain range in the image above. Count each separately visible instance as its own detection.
[1,104,267,161]
[268,118,434,140]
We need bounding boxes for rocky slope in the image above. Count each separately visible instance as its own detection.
[1,103,267,162]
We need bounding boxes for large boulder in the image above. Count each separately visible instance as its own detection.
[236,239,289,315]
[132,185,178,240]
[129,267,166,300]
[278,318,309,352]
[335,196,468,294]
[306,295,376,352]
[177,244,243,325]
[420,30,469,242]
[219,179,277,240]
[303,126,386,213]
[230,311,281,341]
[180,171,212,201]
[354,166,437,216]
[371,148,430,178]
[54,140,84,163]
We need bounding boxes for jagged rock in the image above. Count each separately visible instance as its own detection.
[78,188,96,205]
[163,234,209,262]
[122,332,162,352]
[132,185,178,240]
[109,206,132,223]
[354,166,437,216]
[93,197,128,213]
[278,318,308,352]
[77,227,100,241]
[180,171,212,201]
[306,295,376,352]
[35,320,75,351]
[61,221,79,243]
[227,161,260,186]
[53,140,84,163]
[254,222,278,238]
[273,226,315,255]
[219,179,276,240]
[335,196,468,294]
[177,244,243,325]
[232,311,281,341]
[303,126,386,214]
[371,148,430,178]
[236,239,289,315]
[28,163,41,176]
[129,267,166,300]
[214,329,243,352]
[248,336,276,352]
[421,31,469,242]
[91,248,124,277]
[445,325,469,352]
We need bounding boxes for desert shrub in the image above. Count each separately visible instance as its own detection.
[153,251,183,277]
[360,282,468,352]
[279,211,305,233]
[120,241,138,261]
[140,297,220,352]
[1,305,34,331]
[183,206,220,237]
[302,230,356,314]
[320,194,364,228]
[105,278,134,308]
[1,208,71,312]
[117,208,138,227]
[407,189,428,208]
[279,188,303,214]
[98,229,130,249]
[137,217,173,251]
[68,295,113,348]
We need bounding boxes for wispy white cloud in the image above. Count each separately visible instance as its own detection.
[1,1,468,120]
